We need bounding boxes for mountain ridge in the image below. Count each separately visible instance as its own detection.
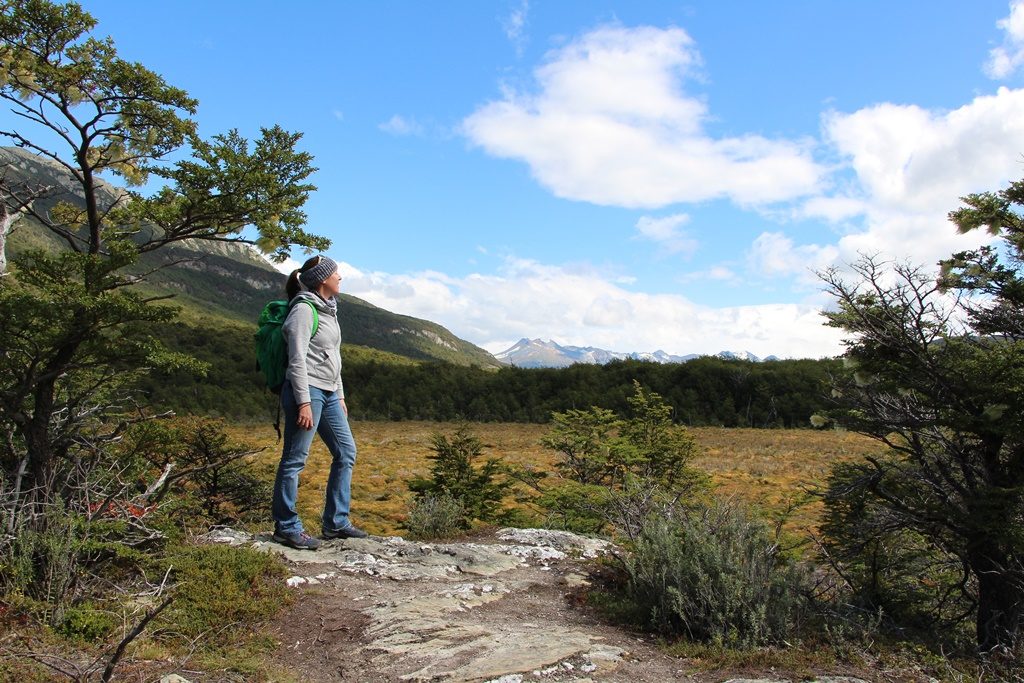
[1,146,500,369]
[495,337,766,368]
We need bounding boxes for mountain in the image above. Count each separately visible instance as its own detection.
[715,350,762,362]
[1,146,501,369]
[495,338,762,368]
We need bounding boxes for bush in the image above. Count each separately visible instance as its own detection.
[536,382,709,538]
[819,461,976,643]
[535,481,611,534]
[407,427,512,529]
[159,544,289,640]
[57,603,119,642]
[122,417,270,528]
[623,502,809,647]
[403,493,466,540]
[2,503,80,623]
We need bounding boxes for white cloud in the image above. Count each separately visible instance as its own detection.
[824,90,1024,215]
[796,196,866,223]
[583,296,634,327]
[986,1,1024,78]
[503,0,529,53]
[332,109,345,122]
[463,25,825,208]
[810,87,1024,269]
[680,265,741,285]
[634,213,698,256]
[338,256,844,359]
[277,257,301,274]
[747,232,839,280]
[378,115,423,136]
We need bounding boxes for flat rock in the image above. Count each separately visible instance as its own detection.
[205,527,885,682]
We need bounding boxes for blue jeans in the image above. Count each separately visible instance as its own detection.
[272,383,358,535]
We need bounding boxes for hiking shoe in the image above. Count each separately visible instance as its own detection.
[322,524,369,540]
[272,530,321,550]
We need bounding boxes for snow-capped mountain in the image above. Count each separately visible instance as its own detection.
[494,338,762,368]
[715,350,761,362]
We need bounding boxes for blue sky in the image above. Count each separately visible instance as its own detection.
[14,1,1024,358]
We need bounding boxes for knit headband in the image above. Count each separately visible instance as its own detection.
[298,256,338,288]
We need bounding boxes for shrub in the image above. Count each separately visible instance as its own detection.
[57,603,119,642]
[623,501,809,647]
[818,461,978,645]
[407,427,512,529]
[122,417,270,528]
[537,382,709,538]
[2,503,80,624]
[160,544,289,640]
[535,481,611,534]
[403,493,465,540]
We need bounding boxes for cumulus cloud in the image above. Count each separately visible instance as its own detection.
[379,115,424,136]
[986,0,1024,78]
[583,296,635,327]
[337,256,844,359]
[806,87,1024,269]
[634,213,699,256]
[747,232,839,280]
[462,25,825,208]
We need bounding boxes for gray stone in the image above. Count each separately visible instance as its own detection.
[197,527,254,545]
[721,678,868,683]
[495,528,614,558]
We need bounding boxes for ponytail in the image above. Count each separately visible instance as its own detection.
[285,255,324,300]
[285,269,302,300]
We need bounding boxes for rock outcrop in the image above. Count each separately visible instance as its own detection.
[196,527,873,683]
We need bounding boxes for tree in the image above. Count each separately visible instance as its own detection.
[0,0,326,512]
[818,178,1024,651]
[407,427,511,529]
[533,382,707,538]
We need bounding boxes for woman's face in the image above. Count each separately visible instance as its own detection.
[317,268,342,298]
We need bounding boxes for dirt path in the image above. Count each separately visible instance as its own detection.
[203,528,879,683]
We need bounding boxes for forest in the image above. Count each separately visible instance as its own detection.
[136,316,840,427]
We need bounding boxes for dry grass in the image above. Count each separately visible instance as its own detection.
[231,422,881,538]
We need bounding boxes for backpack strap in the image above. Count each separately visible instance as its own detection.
[303,300,319,338]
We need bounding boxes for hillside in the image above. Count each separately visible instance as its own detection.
[1,146,500,369]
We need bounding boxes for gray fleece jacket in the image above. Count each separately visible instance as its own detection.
[283,291,344,405]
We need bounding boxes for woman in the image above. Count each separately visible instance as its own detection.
[271,255,367,550]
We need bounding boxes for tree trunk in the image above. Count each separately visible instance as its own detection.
[971,544,1023,651]
[24,385,57,507]
[21,335,83,510]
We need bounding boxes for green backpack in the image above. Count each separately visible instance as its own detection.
[255,299,319,394]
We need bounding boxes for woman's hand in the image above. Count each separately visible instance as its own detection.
[340,397,348,416]
[297,402,313,430]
